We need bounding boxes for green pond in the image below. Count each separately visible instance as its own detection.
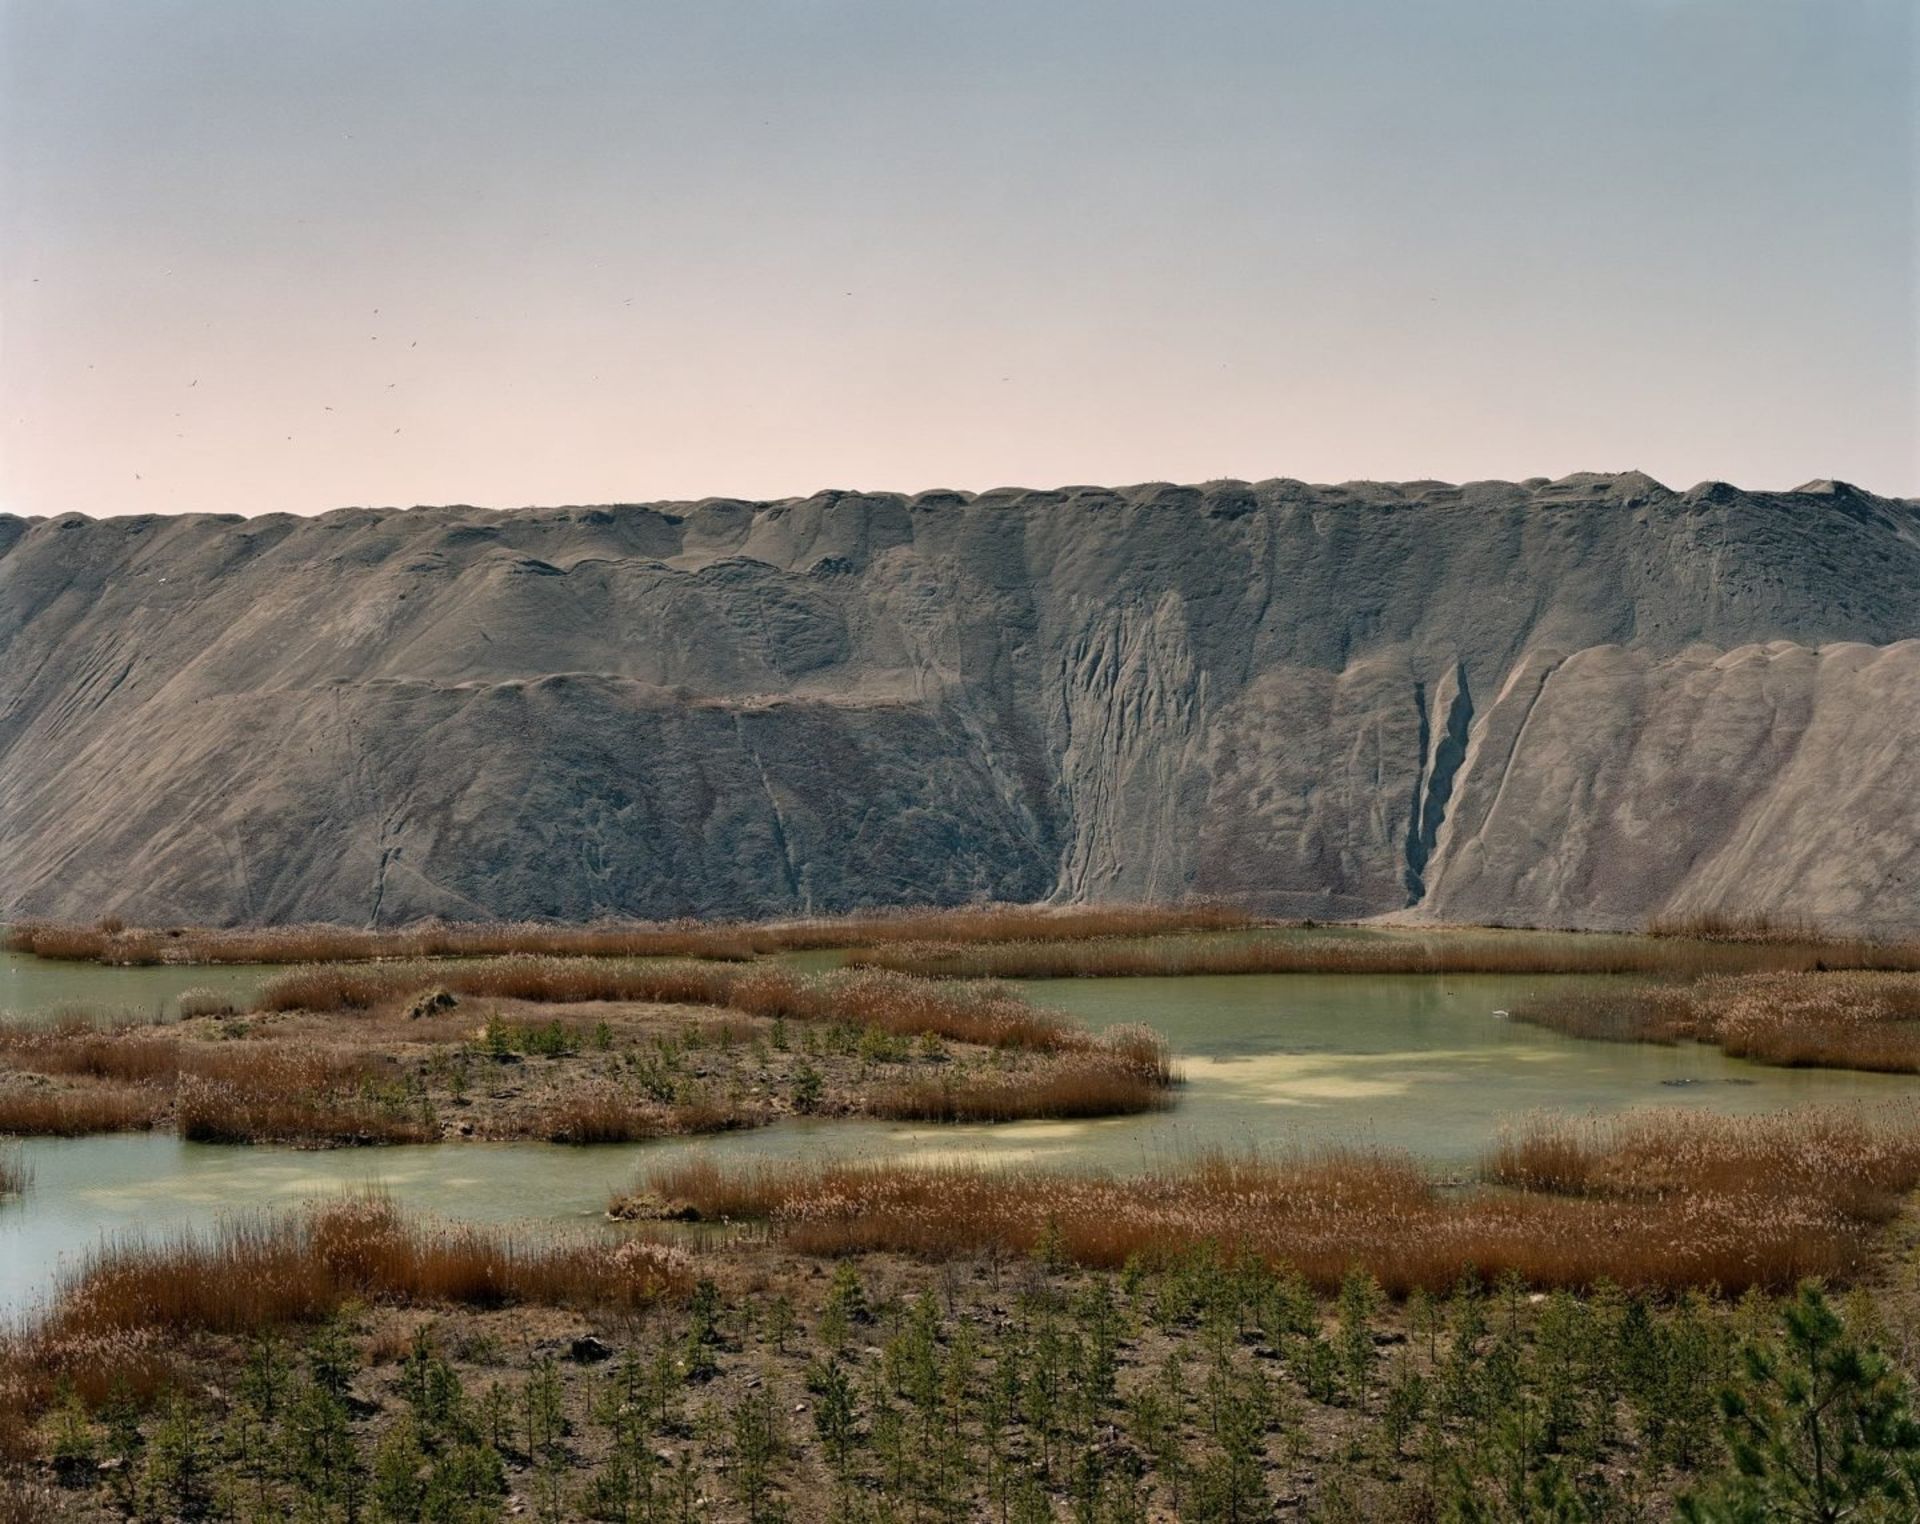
[4,949,1916,1319]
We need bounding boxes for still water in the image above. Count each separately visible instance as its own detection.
[3,952,1916,1318]
[0,949,281,1023]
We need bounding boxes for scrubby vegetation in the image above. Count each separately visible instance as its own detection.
[5,904,1254,968]
[628,1105,1920,1296]
[5,1205,1918,1522]
[254,961,1097,1051]
[1510,971,1920,1073]
[1,978,1175,1142]
[852,930,1920,981]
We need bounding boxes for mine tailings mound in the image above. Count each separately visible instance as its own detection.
[3,473,1917,932]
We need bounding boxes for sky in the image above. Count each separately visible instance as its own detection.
[1,0,1914,518]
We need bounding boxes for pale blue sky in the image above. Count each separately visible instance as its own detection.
[2,0,1913,516]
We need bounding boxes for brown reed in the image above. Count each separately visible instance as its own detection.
[865,1056,1175,1122]
[636,1102,1920,1295]
[5,903,1255,967]
[531,1091,763,1145]
[0,1086,166,1137]
[256,960,1085,1051]
[0,1025,183,1085]
[1481,1106,1920,1224]
[0,1197,692,1417]
[1511,971,1920,1073]
[852,930,1920,981]
[0,1031,428,1143]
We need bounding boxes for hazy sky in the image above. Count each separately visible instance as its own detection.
[2,0,1914,518]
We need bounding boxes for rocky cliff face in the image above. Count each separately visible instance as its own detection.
[3,474,1916,932]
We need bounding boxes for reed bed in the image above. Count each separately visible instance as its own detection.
[0,1031,427,1143]
[867,1024,1175,1121]
[3,918,759,966]
[763,901,1257,950]
[852,929,1920,981]
[864,1055,1174,1122]
[1511,971,1920,1072]
[173,1044,427,1145]
[0,1024,182,1085]
[257,959,1085,1051]
[0,1150,25,1196]
[532,1091,763,1145]
[636,1102,1920,1294]
[1481,1106,1920,1223]
[0,1197,692,1415]
[0,1085,166,1136]
[6,903,1254,967]
[174,1080,433,1146]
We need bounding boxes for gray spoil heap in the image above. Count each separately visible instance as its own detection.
[3,473,1916,933]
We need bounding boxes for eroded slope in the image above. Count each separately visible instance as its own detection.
[3,474,1915,929]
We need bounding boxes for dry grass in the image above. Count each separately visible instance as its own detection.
[0,1150,25,1196]
[867,1024,1175,1121]
[6,903,1255,967]
[531,1091,764,1145]
[3,918,759,966]
[853,929,1920,981]
[635,1103,1920,1295]
[1512,971,1920,1073]
[866,1055,1175,1122]
[763,902,1256,950]
[173,1044,429,1145]
[174,1080,433,1146]
[174,987,239,1018]
[257,959,1085,1052]
[0,1023,182,1085]
[1482,1107,1920,1224]
[0,1029,430,1143]
[0,1086,166,1137]
[0,1197,692,1423]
